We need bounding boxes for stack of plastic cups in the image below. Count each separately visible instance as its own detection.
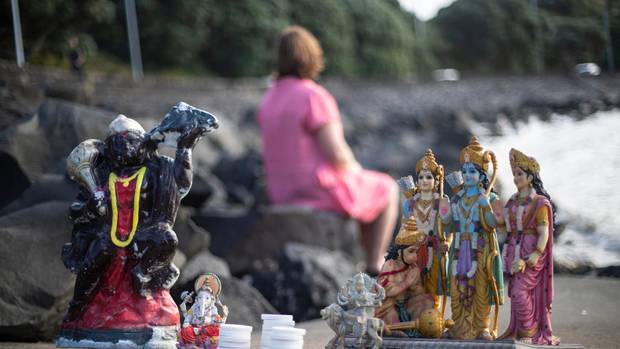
[217,324,252,349]
[260,314,295,349]
[270,327,306,349]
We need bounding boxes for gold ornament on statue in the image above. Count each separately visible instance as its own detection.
[416,149,440,175]
[194,273,222,296]
[509,148,540,174]
[395,216,426,246]
[386,308,449,338]
[459,136,490,171]
[66,139,106,215]
[459,136,498,197]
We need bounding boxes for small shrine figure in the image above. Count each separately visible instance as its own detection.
[57,102,218,348]
[439,136,505,340]
[497,149,560,345]
[375,216,438,338]
[400,149,450,316]
[321,273,385,349]
[178,273,229,349]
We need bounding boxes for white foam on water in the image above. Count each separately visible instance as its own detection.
[482,109,620,267]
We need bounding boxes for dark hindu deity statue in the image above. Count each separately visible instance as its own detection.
[57,102,218,348]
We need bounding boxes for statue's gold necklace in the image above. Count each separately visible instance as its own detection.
[460,194,479,221]
[109,167,147,248]
[415,198,433,224]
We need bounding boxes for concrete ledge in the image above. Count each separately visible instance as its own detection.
[56,326,177,349]
[345,337,584,349]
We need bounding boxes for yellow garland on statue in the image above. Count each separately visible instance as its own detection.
[109,167,147,248]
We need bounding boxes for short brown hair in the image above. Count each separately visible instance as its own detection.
[276,26,324,80]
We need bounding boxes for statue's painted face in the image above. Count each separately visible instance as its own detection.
[107,132,146,168]
[402,245,418,265]
[417,169,435,193]
[194,288,215,316]
[461,162,480,188]
[512,167,532,190]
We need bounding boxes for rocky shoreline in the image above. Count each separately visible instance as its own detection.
[1,60,619,341]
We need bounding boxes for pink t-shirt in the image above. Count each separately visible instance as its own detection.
[257,76,392,222]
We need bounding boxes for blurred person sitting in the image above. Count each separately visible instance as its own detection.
[68,36,86,77]
[257,26,399,275]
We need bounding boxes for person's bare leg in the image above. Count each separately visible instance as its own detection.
[360,181,399,274]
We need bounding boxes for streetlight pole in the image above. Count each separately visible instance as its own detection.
[10,0,25,68]
[603,0,615,73]
[530,0,543,73]
[125,0,144,82]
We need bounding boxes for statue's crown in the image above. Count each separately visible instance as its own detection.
[108,114,145,136]
[416,149,441,175]
[459,136,491,172]
[509,148,540,174]
[395,216,426,246]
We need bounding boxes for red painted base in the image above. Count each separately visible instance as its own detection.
[62,248,180,331]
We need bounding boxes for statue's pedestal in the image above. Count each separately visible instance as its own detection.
[57,249,180,348]
[345,337,584,349]
[56,326,178,349]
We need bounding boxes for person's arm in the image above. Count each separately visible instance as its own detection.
[315,122,360,172]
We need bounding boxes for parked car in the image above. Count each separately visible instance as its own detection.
[574,63,601,76]
[432,68,460,82]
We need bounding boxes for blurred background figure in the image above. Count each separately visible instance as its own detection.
[68,36,86,77]
[257,26,399,275]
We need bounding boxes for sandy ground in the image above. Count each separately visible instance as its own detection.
[1,276,619,349]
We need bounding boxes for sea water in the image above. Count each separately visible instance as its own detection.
[482,109,620,268]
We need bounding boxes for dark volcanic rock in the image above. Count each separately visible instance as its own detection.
[174,207,211,260]
[191,207,259,274]
[0,201,74,341]
[212,150,264,207]
[0,151,31,209]
[177,250,231,286]
[219,277,277,329]
[171,276,276,330]
[181,171,228,209]
[554,260,596,275]
[194,206,363,275]
[0,174,78,215]
[0,99,115,205]
[0,62,45,130]
[596,265,620,278]
[173,249,187,270]
[251,243,357,321]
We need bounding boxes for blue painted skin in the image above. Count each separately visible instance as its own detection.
[460,162,496,230]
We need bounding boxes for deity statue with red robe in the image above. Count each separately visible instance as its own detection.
[58,103,218,348]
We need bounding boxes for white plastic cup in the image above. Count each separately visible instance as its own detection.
[217,324,252,349]
[261,314,293,321]
[268,326,306,349]
[263,319,295,329]
[261,315,295,348]
[264,340,303,349]
[270,326,306,339]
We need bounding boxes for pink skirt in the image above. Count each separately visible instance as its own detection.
[313,164,393,223]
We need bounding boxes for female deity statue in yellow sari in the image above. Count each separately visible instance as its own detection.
[439,137,505,340]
